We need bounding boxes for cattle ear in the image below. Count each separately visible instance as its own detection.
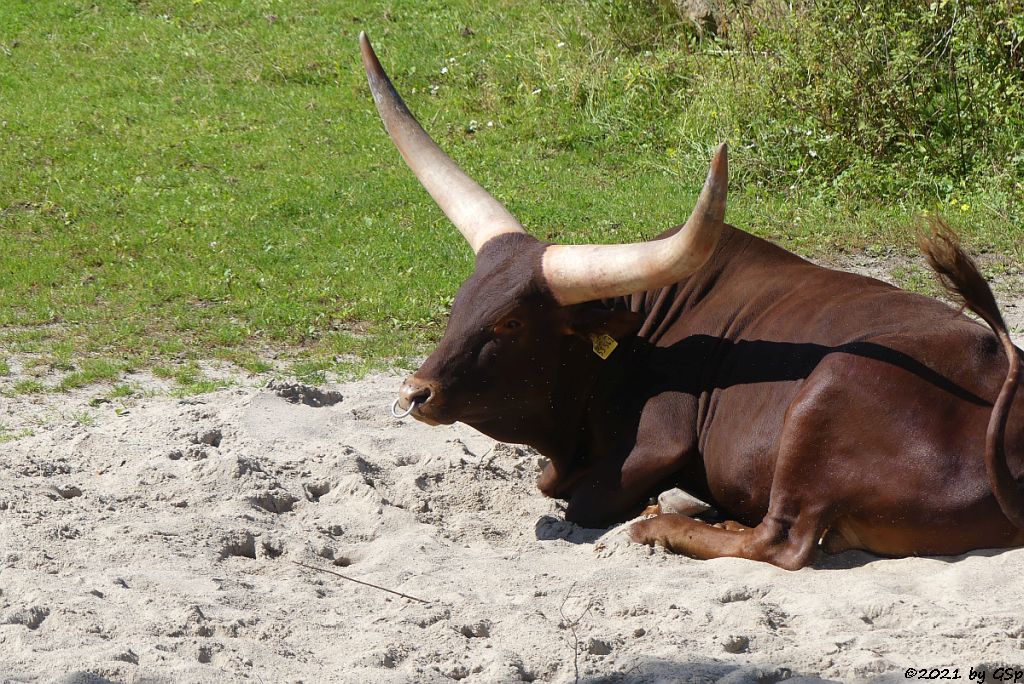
[563,305,642,341]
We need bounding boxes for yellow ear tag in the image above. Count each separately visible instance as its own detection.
[590,333,618,360]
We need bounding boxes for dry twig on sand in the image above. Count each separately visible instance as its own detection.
[558,581,594,683]
[291,560,430,605]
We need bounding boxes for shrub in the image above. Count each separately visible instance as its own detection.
[596,0,1024,201]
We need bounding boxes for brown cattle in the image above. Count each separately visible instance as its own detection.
[360,33,1024,569]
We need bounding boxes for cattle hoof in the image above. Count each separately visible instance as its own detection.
[640,504,661,518]
[657,488,712,517]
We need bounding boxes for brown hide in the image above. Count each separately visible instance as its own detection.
[400,224,1024,569]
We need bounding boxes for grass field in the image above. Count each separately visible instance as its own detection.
[1,0,1021,393]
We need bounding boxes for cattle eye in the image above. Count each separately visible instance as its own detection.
[498,319,522,332]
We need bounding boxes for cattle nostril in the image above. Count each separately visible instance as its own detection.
[411,386,432,404]
[399,379,434,408]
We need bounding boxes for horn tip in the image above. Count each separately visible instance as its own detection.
[711,142,727,174]
[705,142,728,196]
[359,32,375,63]
[360,32,386,86]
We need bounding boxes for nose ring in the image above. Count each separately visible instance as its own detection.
[390,398,417,419]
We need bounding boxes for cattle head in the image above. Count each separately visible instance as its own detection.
[360,33,727,442]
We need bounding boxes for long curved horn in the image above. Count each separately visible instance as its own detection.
[541,144,728,305]
[359,33,525,254]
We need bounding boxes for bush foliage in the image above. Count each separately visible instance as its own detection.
[595,0,1023,201]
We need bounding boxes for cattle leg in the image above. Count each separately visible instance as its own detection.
[629,509,823,570]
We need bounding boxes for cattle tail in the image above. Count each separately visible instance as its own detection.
[920,219,1024,529]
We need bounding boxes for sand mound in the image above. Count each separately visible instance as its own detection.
[2,374,1023,683]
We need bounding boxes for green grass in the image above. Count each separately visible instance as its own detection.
[152,360,232,394]
[214,348,274,374]
[0,1,1021,391]
[71,410,96,427]
[57,357,129,391]
[168,361,233,395]
[107,383,137,400]
[0,423,34,444]
[8,379,45,396]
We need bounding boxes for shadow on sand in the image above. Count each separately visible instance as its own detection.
[576,656,845,683]
[535,514,1018,570]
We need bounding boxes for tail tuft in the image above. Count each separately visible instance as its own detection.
[917,217,1006,333]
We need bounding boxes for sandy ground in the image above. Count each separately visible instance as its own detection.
[2,256,1024,683]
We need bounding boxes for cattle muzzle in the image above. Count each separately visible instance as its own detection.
[391,376,446,424]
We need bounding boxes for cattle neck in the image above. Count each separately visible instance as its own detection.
[621,223,748,345]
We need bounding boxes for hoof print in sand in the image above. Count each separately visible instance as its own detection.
[718,586,767,604]
[249,489,299,514]
[168,444,211,460]
[722,635,751,654]
[53,484,82,499]
[196,644,216,663]
[358,644,412,670]
[303,480,332,502]
[261,539,285,559]
[315,546,353,567]
[269,380,343,407]
[316,522,345,538]
[192,428,223,448]
[379,644,411,669]
[231,456,264,479]
[3,605,50,630]
[50,523,81,540]
[21,459,72,477]
[459,620,491,638]
[220,531,257,560]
